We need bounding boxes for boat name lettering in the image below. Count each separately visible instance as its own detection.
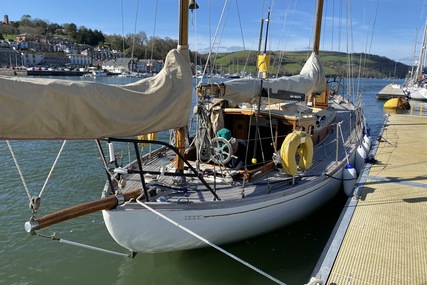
[185,215,204,220]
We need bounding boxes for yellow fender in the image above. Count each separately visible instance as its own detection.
[280,131,314,175]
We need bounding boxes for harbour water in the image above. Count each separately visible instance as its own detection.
[0,77,424,285]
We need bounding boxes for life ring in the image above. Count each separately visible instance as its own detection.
[280,131,314,175]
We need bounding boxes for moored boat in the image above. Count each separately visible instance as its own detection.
[1,0,370,256]
[402,20,427,101]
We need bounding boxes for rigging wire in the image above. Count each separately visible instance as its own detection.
[6,141,31,201]
[150,0,159,74]
[130,0,140,62]
[36,232,132,258]
[274,0,296,77]
[38,140,67,198]
[350,0,379,124]
[135,197,286,285]
[337,122,350,165]
[6,140,67,201]
[191,0,198,83]
[201,0,230,79]
[121,0,125,53]
[235,0,246,51]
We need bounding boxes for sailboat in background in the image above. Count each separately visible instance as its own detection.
[402,20,427,101]
[1,0,370,254]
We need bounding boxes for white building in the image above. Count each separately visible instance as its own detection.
[68,54,91,67]
[136,59,163,74]
[20,51,44,67]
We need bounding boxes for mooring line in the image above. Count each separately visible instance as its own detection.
[135,198,286,285]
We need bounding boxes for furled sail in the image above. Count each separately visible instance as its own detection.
[0,47,193,140]
[219,52,325,103]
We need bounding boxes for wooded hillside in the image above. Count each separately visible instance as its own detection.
[197,50,408,79]
[1,15,408,78]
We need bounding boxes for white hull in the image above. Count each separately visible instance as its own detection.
[101,121,361,254]
[97,96,364,253]
[404,86,427,101]
[103,168,344,253]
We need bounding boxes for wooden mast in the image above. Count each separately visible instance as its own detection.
[308,0,326,107]
[312,0,324,55]
[174,0,190,171]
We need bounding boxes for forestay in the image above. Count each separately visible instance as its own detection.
[0,47,192,140]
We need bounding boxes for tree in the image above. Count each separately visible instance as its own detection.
[33,19,48,31]
[47,23,62,35]
[20,15,32,27]
[146,36,177,60]
[63,23,77,38]
[93,29,105,45]
[18,15,48,35]
[0,24,17,36]
[104,34,122,51]
[135,31,148,45]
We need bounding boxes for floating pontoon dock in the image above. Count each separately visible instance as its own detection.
[311,114,427,284]
[376,83,406,100]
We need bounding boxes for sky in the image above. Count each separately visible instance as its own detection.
[1,0,427,64]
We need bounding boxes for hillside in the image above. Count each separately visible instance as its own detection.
[197,50,408,79]
[1,15,409,78]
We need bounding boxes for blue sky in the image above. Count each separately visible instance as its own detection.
[1,0,427,64]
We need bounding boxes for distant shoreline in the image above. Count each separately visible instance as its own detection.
[0,70,86,77]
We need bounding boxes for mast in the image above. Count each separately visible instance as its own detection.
[175,0,191,171]
[416,20,427,83]
[251,9,271,165]
[312,0,324,55]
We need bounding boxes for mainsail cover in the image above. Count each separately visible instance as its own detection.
[0,48,193,140]
[219,52,325,103]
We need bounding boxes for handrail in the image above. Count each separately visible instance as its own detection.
[100,138,221,201]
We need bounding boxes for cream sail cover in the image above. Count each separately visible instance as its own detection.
[220,52,325,103]
[0,48,192,139]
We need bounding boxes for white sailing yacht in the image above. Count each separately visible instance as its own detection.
[1,0,370,254]
[402,20,427,101]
